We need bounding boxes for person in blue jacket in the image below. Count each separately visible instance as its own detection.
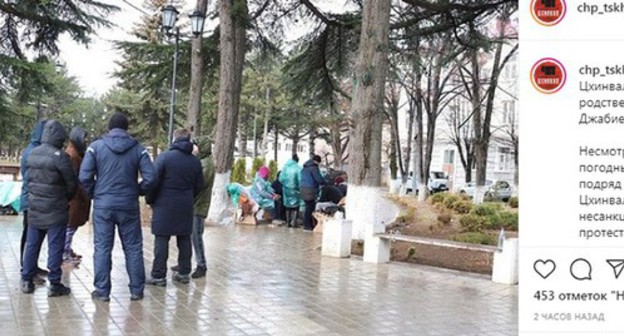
[146,128,204,286]
[19,120,48,284]
[79,113,155,302]
[300,155,327,231]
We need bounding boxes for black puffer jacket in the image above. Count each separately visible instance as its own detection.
[26,120,78,229]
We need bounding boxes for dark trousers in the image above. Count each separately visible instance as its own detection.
[273,198,285,221]
[303,200,316,230]
[20,210,43,269]
[151,235,192,278]
[93,209,145,297]
[285,207,299,227]
[22,223,66,284]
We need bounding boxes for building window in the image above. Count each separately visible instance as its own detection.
[297,144,306,153]
[502,100,516,124]
[443,149,455,164]
[285,143,292,152]
[497,147,512,171]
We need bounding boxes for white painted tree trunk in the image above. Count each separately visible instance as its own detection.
[207,171,233,224]
[417,182,427,202]
[474,185,485,204]
[347,185,385,240]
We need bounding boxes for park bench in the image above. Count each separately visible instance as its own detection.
[0,163,20,181]
[366,232,518,284]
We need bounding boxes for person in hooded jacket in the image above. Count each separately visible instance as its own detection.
[300,155,326,231]
[279,154,302,227]
[146,129,204,286]
[250,166,278,220]
[79,113,155,302]
[21,120,77,297]
[63,127,91,265]
[18,120,49,283]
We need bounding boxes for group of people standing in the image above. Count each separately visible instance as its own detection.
[19,113,214,301]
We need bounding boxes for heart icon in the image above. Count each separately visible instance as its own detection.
[534,259,556,279]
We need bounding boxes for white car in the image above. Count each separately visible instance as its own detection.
[406,171,449,194]
[459,180,513,202]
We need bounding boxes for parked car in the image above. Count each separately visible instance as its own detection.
[459,180,513,202]
[406,171,449,194]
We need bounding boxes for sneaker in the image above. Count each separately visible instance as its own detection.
[130,293,144,301]
[63,258,80,267]
[70,251,82,259]
[91,291,110,302]
[191,266,206,279]
[32,275,46,285]
[37,267,49,276]
[170,265,179,272]
[21,280,34,294]
[146,277,167,287]
[172,273,190,284]
[303,228,313,232]
[48,283,71,297]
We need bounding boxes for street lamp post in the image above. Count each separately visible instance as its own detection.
[161,4,206,144]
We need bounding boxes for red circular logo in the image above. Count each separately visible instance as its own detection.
[531,0,566,26]
[530,58,566,94]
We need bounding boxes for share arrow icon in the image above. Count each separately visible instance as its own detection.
[606,259,624,279]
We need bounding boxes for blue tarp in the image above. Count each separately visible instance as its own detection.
[0,181,21,212]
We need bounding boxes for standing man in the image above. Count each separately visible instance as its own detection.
[22,120,77,296]
[189,136,214,278]
[19,119,48,284]
[79,113,155,301]
[146,129,203,286]
[300,155,326,231]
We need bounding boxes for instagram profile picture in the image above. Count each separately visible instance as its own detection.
[530,0,567,26]
[530,58,566,94]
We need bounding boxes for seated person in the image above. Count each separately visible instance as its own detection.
[334,176,348,196]
[250,166,279,219]
[319,184,343,205]
[227,183,257,221]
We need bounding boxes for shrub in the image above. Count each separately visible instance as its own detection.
[437,212,452,225]
[451,232,497,246]
[453,200,473,214]
[251,157,265,178]
[508,197,519,208]
[443,194,460,209]
[407,246,416,259]
[471,203,502,217]
[499,211,519,231]
[429,192,447,205]
[268,160,278,181]
[231,158,247,184]
[459,214,489,232]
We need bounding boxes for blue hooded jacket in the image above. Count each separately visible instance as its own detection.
[79,128,155,211]
[19,120,47,212]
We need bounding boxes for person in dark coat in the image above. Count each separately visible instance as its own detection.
[334,176,348,197]
[300,155,327,231]
[21,120,77,297]
[271,171,285,223]
[63,127,91,265]
[146,128,204,286]
[19,120,48,283]
[79,113,155,302]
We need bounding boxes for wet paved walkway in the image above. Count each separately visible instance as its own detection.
[0,215,517,335]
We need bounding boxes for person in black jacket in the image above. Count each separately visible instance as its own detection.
[300,155,327,231]
[21,120,77,297]
[146,129,204,286]
[79,113,155,302]
[18,120,49,284]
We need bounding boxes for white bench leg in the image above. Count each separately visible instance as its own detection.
[363,236,391,264]
[321,219,353,258]
[492,238,519,284]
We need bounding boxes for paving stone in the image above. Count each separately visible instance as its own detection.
[0,215,517,335]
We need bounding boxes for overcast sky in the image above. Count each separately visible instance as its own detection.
[56,0,354,98]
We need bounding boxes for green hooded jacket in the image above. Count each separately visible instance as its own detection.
[193,137,215,217]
